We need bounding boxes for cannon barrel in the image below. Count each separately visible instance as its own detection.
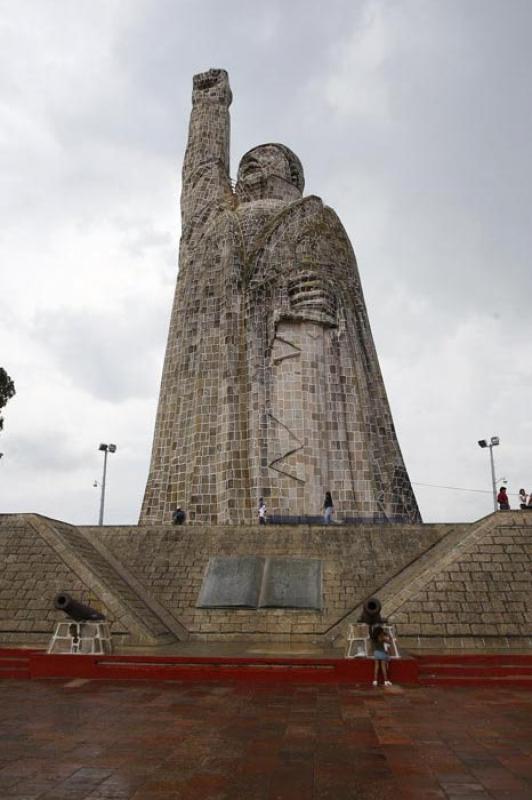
[358,596,384,625]
[54,593,106,622]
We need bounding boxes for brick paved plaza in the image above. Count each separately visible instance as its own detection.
[1,679,531,799]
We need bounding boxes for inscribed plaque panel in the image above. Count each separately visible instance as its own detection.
[197,556,265,608]
[259,558,322,609]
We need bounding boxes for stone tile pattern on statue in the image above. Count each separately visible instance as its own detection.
[140,68,420,526]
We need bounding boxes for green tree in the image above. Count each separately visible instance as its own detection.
[0,368,15,431]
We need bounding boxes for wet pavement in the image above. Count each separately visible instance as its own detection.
[0,679,531,799]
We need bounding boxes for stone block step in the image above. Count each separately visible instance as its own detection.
[417,653,532,687]
[419,665,532,678]
[419,675,532,688]
[416,653,532,661]
[2,649,419,684]
[0,668,30,679]
[0,653,31,679]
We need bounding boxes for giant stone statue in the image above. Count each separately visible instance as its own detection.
[140,69,421,525]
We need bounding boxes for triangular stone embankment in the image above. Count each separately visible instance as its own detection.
[27,514,187,645]
[323,522,463,644]
[326,512,532,648]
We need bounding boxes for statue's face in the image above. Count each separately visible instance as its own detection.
[236,145,299,201]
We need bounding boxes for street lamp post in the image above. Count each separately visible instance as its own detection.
[477,437,500,512]
[98,443,117,526]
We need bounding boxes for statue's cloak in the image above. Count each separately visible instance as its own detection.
[141,192,420,524]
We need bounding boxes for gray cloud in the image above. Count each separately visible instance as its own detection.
[33,301,168,402]
[7,430,90,472]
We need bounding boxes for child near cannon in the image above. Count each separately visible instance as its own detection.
[371,625,392,687]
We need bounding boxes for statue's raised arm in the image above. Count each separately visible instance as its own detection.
[181,69,233,231]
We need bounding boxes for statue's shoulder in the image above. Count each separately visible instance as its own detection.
[248,196,353,250]
[296,194,324,216]
[293,197,351,239]
[296,198,357,265]
[265,195,323,230]
[289,196,346,228]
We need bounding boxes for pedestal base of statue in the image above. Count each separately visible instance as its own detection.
[344,623,400,659]
[47,621,113,655]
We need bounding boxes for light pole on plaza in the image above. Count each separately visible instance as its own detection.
[477,436,499,512]
[98,443,117,526]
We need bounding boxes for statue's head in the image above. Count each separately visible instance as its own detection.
[236,144,304,203]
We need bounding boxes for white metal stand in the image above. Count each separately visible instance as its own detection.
[345,622,400,659]
[380,624,400,658]
[345,623,371,658]
[47,621,113,655]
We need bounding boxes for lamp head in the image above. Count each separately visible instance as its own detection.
[490,436,500,447]
[478,440,488,448]
[99,443,117,453]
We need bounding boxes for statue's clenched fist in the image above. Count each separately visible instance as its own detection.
[192,68,232,106]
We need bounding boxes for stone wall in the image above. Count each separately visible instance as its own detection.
[2,512,530,649]
[0,514,119,644]
[0,514,181,646]
[90,522,447,641]
[388,517,532,649]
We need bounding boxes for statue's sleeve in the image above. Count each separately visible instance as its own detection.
[181,69,232,231]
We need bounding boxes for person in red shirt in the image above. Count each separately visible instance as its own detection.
[497,486,510,510]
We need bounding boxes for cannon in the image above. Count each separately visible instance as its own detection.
[358,596,385,626]
[54,593,106,622]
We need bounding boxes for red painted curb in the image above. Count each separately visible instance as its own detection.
[1,649,531,687]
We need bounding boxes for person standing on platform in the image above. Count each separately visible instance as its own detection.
[518,488,528,509]
[323,491,334,524]
[258,498,267,525]
[497,487,510,510]
[371,626,392,687]
[172,507,186,525]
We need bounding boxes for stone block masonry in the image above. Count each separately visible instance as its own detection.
[387,517,532,648]
[326,512,532,650]
[92,522,443,641]
[0,514,183,646]
[1,512,529,649]
[0,514,114,645]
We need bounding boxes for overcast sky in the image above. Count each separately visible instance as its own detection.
[1,0,531,525]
